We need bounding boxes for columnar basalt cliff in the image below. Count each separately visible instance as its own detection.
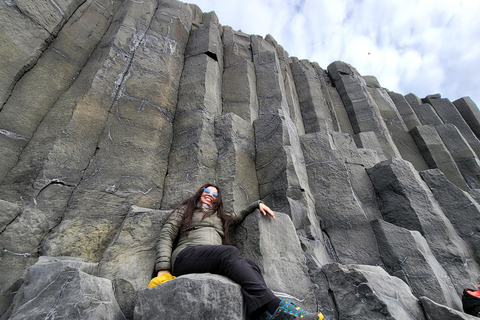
[1,0,480,319]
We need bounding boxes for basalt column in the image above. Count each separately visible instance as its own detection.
[161,11,223,208]
[251,35,322,242]
[39,0,195,261]
[327,61,401,159]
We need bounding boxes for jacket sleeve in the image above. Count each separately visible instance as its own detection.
[155,207,184,272]
[232,200,263,224]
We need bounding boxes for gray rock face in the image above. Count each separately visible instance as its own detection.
[1,0,480,319]
[97,206,169,318]
[323,263,425,320]
[372,219,461,310]
[301,132,383,266]
[2,256,125,320]
[411,125,469,190]
[420,296,480,320]
[454,97,480,140]
[419,169,480,265]
[424,95,480,159]
[367,158,480,295]
[134,274,245,320]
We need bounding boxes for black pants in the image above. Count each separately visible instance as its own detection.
[173,245,277,315]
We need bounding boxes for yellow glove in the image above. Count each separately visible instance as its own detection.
[148,272,176,288]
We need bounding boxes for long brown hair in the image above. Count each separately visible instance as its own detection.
[169,183,234,243]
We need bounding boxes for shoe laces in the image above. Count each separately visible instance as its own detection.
[279,299,308,317]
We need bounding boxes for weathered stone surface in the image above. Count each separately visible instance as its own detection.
[251,35,288,116]
[420,296,479,320]
[388,91,422,131]
[453,97,480,140]
[436,124,480,189]
[405,92,422,108]
[0,201,70,315]
[268,36,306,137]
[303,256,337,320]
[0,1,51,107]
[301,132,384,266]
[214,113,259,213]
[98,206,169,318]
[323,263,426,319]
[367,158,480,294]
[424,95,480,159]
[327,61,401,159]
[420,169,480,265]
[0,200,19,232]
[0,253,37,317]
[222,27,258,123]
[412,103,444,126]
[411,125,469,190]
[372,219,461,310]
[314,62,353,135]
[38,0,189,262]
[3,256,125,320]
[185,15,222,62]
[254,110,322,244]
[252,36,322,244]
[11,0,84,34]
[2,0,480,318]
[366,82,428,171]
[291,58,332,133]
[161,12,222,208]
[134,274,244,320]
[331,132,384,218]
[353,130,384,152]
[0,0,120,182]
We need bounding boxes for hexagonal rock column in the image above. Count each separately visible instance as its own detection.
[435,124,480,189]
[420,169,480,265]
[372,219,461,310]
[301,131,384,267]
[323,263,426,320]
[134,274,245,320]
[4,256,125,320]
[424,95,480,159]
[327,61,401,159]
[453,97,480,140]
[420,296,478,320]
[410,125,469,191]
[367,158,480,294]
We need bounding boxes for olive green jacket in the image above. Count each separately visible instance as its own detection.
[155,200,263,273]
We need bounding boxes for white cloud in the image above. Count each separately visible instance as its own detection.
[189,0,480,105]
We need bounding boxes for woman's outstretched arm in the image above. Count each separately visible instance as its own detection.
[234,200,275,224]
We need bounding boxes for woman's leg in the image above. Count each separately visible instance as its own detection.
[173,245,277,315]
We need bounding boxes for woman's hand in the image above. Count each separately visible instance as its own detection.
[259,202,275,219]
[148,270,176,288]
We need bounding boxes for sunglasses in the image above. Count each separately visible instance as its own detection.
[203,188,218,197]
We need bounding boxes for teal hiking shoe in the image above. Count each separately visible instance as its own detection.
[265,299,324,319]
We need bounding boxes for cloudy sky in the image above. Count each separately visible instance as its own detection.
[190,0,480,107]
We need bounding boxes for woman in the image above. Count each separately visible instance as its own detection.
[150,183,324,320]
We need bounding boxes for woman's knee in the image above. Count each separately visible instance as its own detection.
[246,258,262,273]
[220,245,241,260]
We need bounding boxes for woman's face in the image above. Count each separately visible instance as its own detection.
[200,186,218,206]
